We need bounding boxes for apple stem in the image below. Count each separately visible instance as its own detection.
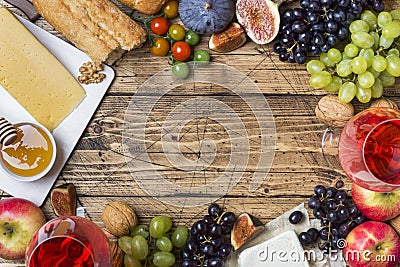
[0,223,14,237]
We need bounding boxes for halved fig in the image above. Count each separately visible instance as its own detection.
[209,22,247,53]
[236,0,281,44]
[50,183,77,216]
[231,213,264,250]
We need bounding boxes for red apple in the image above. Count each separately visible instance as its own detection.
[344,221,400,267]
[352,182,400,221]
[0,198,46,260]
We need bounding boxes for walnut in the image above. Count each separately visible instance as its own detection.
[101,201,138,237]
[315,95,354,128]
[78,61,106,84]
[370,98,398,109]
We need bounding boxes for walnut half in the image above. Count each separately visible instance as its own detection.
[315,95,354,128]
[78,61,106,84]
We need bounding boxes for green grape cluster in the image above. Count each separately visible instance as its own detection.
[307,9,400,104]
[118,216,189,267]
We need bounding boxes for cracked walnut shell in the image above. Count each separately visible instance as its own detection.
[102,201,138,237]
[315,95,354,128]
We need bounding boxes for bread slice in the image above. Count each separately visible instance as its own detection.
[33,0,147,65]
[118,0,168,15]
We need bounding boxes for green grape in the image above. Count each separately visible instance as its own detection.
[388,48,400,57]
[359,48,374,67]
[344,43,359,58]
[351,56,368,74]
[390,9,400,20]
[150,217,168,238]
[336,59,352,77]
[382,20,400,39]
[386,54,400,77]
[361,10,378,30]
[371,78,383,98]
[369,31,380,50]
[356,83,372,103]
[372,55,387,72]
[351,32,375,48]
[367,67,381,78]
[131,225,150,239]
[377,12,393,27]
[323,76,342,92]
[358,71,375,88]
[309,71,332,88]
[156,236,173,252]
[118,236,133,255]
[379,71,396,86]
[342,52,352,60]
[349,20,370,33]
[320,53,336,68]
[327,48,342,64]
[153,251,175,267]
[171,225,189,248]
[160,216,172,233]
[306,60,326,74]
[379,35,394,49]
[131,235,149,260]
[124,254,142,267]
[338,82,357,103]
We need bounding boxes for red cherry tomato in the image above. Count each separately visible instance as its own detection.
[150,17,170,35]
[172,41,191,61]
[150,37,170,56]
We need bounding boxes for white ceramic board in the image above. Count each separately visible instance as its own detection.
[0,14,115,206]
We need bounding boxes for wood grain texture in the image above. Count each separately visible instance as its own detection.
[0,0,400,265]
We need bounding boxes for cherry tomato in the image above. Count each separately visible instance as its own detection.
[150,17,170,35]
[150,37,170,56]
[163,0,179,19]
[172,41,191,61]
[169,24,186,41]
[172,62,189,79]
[185,30,200,46]
[194,50,210,64]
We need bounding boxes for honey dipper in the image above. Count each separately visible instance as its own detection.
[0,117,17,146]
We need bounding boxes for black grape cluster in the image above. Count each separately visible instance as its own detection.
[274,0,385,64]
[181,203,236,267]
[301,182,367,252]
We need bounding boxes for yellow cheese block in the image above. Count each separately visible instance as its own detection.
[0,7,86,131]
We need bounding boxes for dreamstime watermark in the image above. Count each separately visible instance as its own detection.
[256,239,398,264]
[122,62,276,207]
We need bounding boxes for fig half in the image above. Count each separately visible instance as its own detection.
[50,183,77,216]
[236,0,281,44]
[209,22,247,53]
[231,213,264,250]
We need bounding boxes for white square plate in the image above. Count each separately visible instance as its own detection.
[0,14,115,206]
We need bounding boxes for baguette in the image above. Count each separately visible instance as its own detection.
[118,0,168,15]
[33,0,147,65]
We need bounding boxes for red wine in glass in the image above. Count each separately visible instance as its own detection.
[26,216,110,267]
[363,119,400,185]
[339,108,400,192]
[28,235,94,267]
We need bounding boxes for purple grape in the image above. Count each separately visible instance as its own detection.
[218,243,233,257]
[208,204,222,219]
[289,211,304,224]
[307,228,319,242]
[298,232,313,246]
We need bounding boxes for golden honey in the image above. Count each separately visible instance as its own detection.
[0,123,54,177]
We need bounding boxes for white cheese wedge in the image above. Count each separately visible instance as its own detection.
[238,230,310,267]
[0,7,86,131]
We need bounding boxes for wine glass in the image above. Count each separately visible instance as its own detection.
[338,107,400,192]
[25,216,111,267]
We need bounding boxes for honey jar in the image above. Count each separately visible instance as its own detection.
[0,122,56,181]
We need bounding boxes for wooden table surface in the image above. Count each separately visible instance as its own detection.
[1,0,400,265]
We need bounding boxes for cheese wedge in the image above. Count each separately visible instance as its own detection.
[0,7,86,131]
